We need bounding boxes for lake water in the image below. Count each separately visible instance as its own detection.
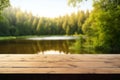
[0,36,79,54]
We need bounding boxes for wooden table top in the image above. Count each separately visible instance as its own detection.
[0,54,120,73]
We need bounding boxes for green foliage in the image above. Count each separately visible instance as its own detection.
[90,0,120,53]
[70,35,85,53]
[68,0,83,7]
[0,7,89,36]
[0,36,16,40]
[0,16,10,36]
[0,0,10,10]
[70,0,120,53]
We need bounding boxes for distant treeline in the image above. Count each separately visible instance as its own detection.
[0,7,89,36]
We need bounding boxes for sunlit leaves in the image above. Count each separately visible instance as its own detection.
[88,0,120,53]
[68,0,83,7]
[70,0,120,53]
[0,0,10,10]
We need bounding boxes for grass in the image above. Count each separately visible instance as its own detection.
[0,35,38,40]
[0,36,16,40]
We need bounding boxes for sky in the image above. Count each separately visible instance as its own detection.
[10,0,93,18]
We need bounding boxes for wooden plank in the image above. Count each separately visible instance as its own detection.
[0,62,118,68]
[0,57,119,62]
[0,54,120,62]
[0,68,120,73]
[0,54,120,73]
[0,54,120,59]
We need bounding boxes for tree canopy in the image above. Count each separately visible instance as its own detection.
[69,0,120,53]
[68,0,84,7]
[0,0,10,11]
[0,7,89,36]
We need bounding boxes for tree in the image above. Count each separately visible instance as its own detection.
[0,5,88,36]
[32,17,39,34]
[68,0,84,7]
[92,0,120,53]
[0,0,10,20]
[68,0,120,53]
[36,18,46,35]
[0,16,10,36]
[0,0,10,11]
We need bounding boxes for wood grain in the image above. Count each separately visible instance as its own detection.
[0,54,120,73]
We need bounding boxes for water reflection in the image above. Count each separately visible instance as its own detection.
[38,50,65,54]
[0,39,75,54]
[27,36,78,40]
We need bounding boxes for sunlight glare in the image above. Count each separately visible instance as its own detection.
[10,0,93,18]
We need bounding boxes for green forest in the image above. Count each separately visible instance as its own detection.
[0,0,120,53]
[0,7,89,36]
